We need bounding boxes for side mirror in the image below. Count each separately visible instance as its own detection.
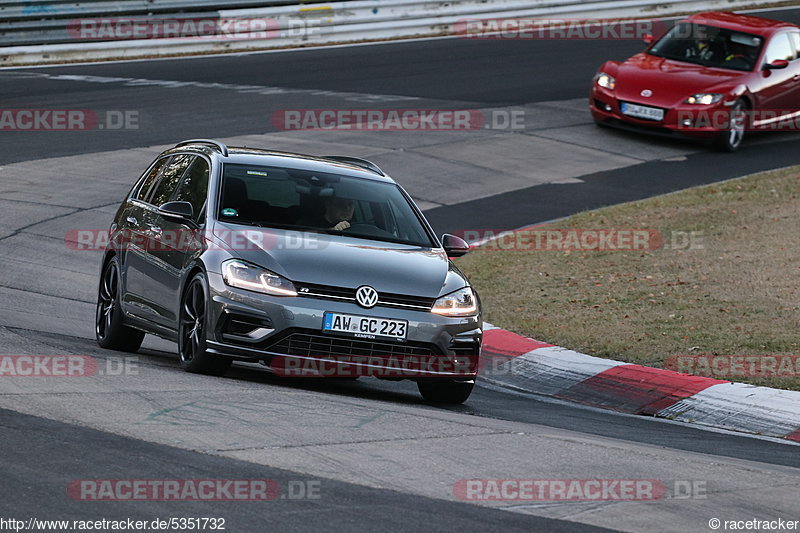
[441,233,470,258]
[158,201,194,221]
[643,34,654,45]
[765,59,789,70]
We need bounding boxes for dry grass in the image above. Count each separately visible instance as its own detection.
[457,166,800,390]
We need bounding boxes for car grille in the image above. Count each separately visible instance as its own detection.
[264,330,440,358]
[294,282,435,311]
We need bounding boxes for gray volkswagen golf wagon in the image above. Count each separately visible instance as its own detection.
[96,140,482,403]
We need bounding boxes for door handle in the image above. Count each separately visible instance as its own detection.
[126,216,138,225]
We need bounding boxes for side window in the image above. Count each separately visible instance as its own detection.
[146,154,195,207]
[172,157,210,221]
[792,32,800,59]
[764,33,795,63]
[133,157,169,201]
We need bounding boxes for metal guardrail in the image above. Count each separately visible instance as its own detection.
[0,0,781,65]
[0,0,332,46]
[0,0,322,20]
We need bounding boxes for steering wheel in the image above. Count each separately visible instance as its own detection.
[343,223,395,239]
[723,54,751,68]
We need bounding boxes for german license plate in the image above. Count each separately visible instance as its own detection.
[323,312,407,341]
[621,102,664,121]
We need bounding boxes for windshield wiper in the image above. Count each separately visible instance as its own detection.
[648,52,706,66]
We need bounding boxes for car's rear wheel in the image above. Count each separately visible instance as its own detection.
[714,100,747,152]
[95,256,145,352]
[178,272,231,376]
[417,379,474,404]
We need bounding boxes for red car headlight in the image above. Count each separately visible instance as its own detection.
[594,72,616,91]
[685,93,723,105]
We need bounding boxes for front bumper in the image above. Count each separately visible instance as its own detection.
[590,87,728,140]
[204,271,482,379]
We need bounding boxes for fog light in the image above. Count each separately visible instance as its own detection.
[221,312,274,343]
[605,104,612,112]
[681,119,693,127]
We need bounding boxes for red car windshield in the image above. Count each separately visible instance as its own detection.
[648,22,764,72]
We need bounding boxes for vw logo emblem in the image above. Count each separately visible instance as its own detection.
[355,286,379,308]
[640,89,653,97]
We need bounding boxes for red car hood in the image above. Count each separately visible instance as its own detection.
[615,53,743,107]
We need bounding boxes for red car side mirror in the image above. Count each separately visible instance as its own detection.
[765,59,790,70]
[643,34,654,45]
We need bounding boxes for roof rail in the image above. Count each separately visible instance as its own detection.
[175,139,229,157]
[323,155,385,176]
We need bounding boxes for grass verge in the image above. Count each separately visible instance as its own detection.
[456,165,800,390]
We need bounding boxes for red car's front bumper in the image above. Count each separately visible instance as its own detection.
[590,86,727,140]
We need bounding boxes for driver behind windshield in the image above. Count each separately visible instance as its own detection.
[721,39,756,69]
[299,195,356,231]
[685,35,723,62]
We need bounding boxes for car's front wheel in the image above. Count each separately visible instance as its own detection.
[95,256,145,352]
[417,379,474,404]
[178,272,231,376]
[714,100,747,152]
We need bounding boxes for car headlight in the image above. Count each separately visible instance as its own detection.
[222,259,297,297]
[594,72,616,90]
[431,287,478,317]
[685,93,723,105]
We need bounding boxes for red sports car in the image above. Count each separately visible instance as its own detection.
[590,11,800,151]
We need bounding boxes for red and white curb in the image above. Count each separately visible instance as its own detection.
[479,323,800,443]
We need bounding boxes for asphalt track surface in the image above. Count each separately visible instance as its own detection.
[1,6,798,165]
[2,9,800,232]
[2,7,800,532]
[2,407,612,533]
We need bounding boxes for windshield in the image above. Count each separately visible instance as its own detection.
[648,22,764,71]
[217,163,435,247]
